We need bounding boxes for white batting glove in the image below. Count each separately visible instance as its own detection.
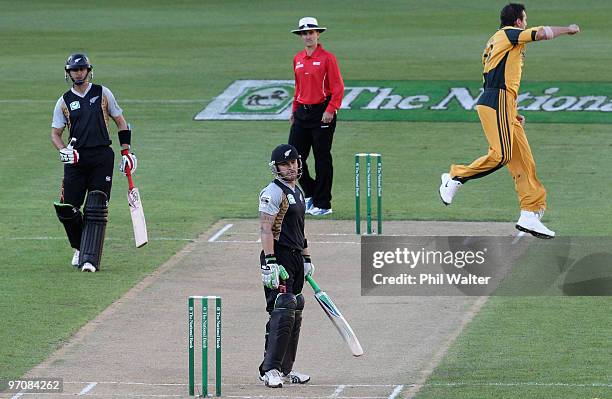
[303,255,315,278]
[261,255,289,289]
[568,24,580,35]
[119,149,138,175]
[59,147,79,164]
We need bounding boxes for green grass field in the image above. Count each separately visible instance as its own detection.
[1,0,611,397]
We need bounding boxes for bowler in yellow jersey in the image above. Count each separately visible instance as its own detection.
[439,3,580,239]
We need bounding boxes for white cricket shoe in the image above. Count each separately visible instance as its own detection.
[263,369,283,388]
[515,210,555,239]
[81,262,97,272]
[307,207,333,216]
[71,250,80,266]
[283,371,310,384]
[439,173,462,205]
[516,209,544,238]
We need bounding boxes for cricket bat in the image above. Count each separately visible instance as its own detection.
[305,274,364,357]
[125,163,148,248]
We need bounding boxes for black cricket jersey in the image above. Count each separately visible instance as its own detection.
[62,84,111,149]
[258,179,306,251]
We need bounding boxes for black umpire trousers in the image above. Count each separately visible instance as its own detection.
[289,101,336,210]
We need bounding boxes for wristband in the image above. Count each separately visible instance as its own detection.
[118,129,131,146]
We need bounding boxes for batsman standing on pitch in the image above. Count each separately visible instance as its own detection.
[51,53,138,272]
[289,17,344,216]
[439,3,580,238]
[258,144,314,388]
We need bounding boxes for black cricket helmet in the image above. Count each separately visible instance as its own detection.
[269,144,302,181]
[65,53,93,85]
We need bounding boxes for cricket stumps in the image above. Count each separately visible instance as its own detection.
[355,153,382,235]
[188,296,222,397]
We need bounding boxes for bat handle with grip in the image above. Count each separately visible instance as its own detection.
[279,266,289,293]
[124,122,135,190]
[305,275,322,294]
[67,137,77,150]
[125,164,135,191]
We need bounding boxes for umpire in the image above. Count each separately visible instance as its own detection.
[289,17,344,216]
[258,144,314,388]
[51,53,137,272]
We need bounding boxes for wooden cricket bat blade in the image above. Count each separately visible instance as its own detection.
[313,292,364,356]
[306,275,364,356]
[128,187,148,247]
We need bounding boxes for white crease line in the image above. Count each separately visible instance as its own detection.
[226,397,386,399]
[149,238,195,241]
[286,384,394,387]
[10,392,24,399]
[226,232,407,237]
[59,380,612,389]
[211,239,259,244]
[294,240,360,245]
[311,233,355,236]
[227,397,386,399]
[227,232,356,237]
[63,381,398,387]
[15,394,181,398]
[3,237,194,241]
[14,393,386,399]
[64,381,185,386]
[388,385,404,399]
[208,223,234,242]
[213,240,360,245]
[78,382,97,395]
[330,384,346,398]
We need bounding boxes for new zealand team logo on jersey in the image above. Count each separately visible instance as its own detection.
[90,96,99,105]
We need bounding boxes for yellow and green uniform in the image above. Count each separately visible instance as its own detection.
[450,26,546,212]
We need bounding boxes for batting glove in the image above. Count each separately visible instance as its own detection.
[119,148,138,175]
[59,147,79,164]
[303,255,315,278]
[261,255,289,289]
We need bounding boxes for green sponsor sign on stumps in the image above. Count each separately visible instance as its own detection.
[188,296,222,397]
[215,297,222,397]
[202,298,208,397]
[195,80,612,123]
[188,298,194,396]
